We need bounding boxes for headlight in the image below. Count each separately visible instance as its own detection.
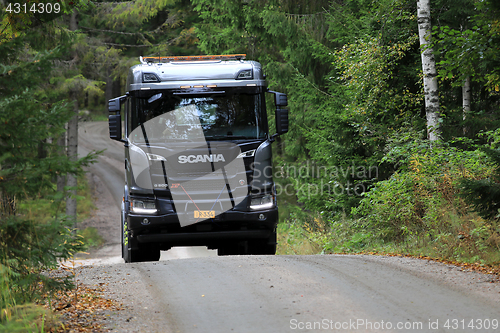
[236,69,253,79]
[147,153,167,162]
[250,194,275,210]
[131,199,157,214]
[143,73,160,82]
[237,149,255,158]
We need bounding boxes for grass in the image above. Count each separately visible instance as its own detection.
[276,206,500,272]
[17,174,96,223]
[277,222,323,255]
[78,227,105,249]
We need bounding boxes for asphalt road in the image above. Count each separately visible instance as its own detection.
[77,121,500,333]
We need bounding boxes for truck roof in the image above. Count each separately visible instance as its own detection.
[126,54,266,92]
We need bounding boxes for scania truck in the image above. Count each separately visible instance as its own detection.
[108,54,288,262]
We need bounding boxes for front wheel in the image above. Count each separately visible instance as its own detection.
[248,232,277,255]
[218,232,277,256]
[121,212,138,263]
[122,212,160,263]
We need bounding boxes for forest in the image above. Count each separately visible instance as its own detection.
[1,0,500,329]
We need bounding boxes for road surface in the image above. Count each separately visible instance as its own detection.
[76,121,500,333]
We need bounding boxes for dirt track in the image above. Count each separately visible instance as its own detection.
[74,121,500,333]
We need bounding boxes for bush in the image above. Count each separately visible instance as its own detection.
[350,142,500,263]
[0,216,84,330]
[0,217,84,301]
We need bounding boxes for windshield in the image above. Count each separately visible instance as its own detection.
[128,89,268,143]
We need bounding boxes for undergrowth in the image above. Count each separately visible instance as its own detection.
[277,141,500,269]
[0,175,99,332]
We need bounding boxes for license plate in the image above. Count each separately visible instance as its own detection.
[194,210,215,219]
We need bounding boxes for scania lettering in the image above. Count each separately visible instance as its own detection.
[178,154,226,164]
[108,54,289,262]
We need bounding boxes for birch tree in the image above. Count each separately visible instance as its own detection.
[462,75,471,134]
[417,0,441,141]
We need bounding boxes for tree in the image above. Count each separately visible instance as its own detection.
[417,0,441,141]
[66,8,79,220]
[432,0,500,139]
[0,4,97,302]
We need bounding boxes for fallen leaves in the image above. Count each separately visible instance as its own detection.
[38,283,124,332]
[352,251,500,279]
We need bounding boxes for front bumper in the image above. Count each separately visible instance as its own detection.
[127,207,278,247]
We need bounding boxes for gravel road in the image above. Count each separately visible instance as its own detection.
[75,121,500,333]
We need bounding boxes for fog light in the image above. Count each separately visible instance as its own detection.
[259,214,266,220]
[142,218,150,225]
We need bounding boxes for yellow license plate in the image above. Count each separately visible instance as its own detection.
[194,210,215,219]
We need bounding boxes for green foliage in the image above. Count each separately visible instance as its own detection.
[3,0,499,275]
[0,0,91,43]
[0,79,97,214]
[101,0,178,28]
[459,130,500,220]
[276,207,330,255]
[0,17,99,330]
[433,0,500,92]
[341,140,500,264]
[0,217,81,332]
[354,143,493,239]
[0,217,84,302]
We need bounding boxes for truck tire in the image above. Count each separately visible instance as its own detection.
[248,232,277,255]
[217,241,240,256]
[122,215,160,262]
[122,213,140,263]
[137,244,161,262]
[218,232,277,256]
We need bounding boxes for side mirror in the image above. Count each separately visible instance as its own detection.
[109,95,127,142]
[268,90,288,107]
[274,92,288,107]
[275,109,289,135]
[267,90,289,141]
[109,114,124,142]
[108,97,122,113]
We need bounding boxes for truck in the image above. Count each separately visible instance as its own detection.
[108,54,288,262]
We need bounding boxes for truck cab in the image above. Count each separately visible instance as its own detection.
[109,55,288,262]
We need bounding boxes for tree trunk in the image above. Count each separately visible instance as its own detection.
[66,97,78,220]
[462,75,471,135]
[66,9,79,222]
[112,76,122,98]
[417,0,441,141]
[57,130,66,193]
[105,67,114,104]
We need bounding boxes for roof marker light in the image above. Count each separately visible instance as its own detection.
[140,54,246,64]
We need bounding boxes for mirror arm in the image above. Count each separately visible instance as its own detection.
[269,133,279,143]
